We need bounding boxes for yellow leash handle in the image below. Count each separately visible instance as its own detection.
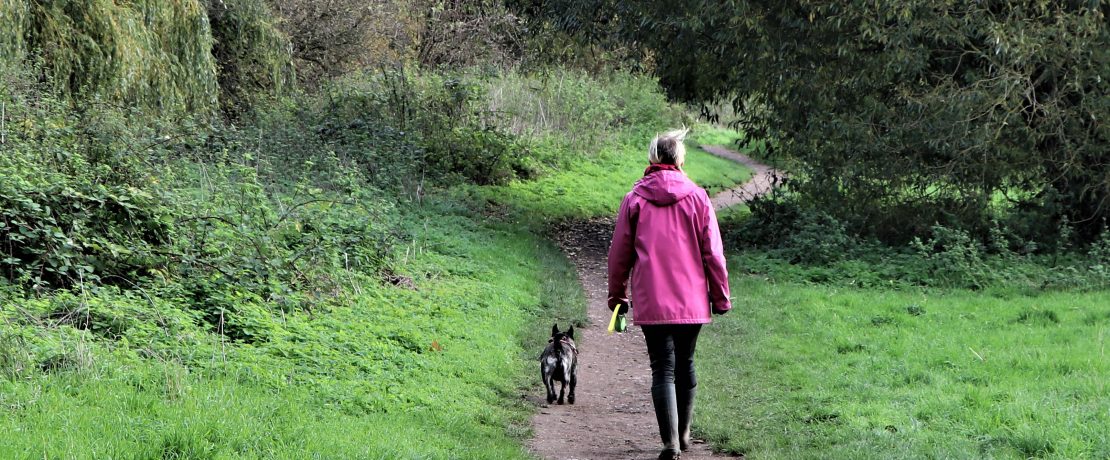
[607,306,621,334]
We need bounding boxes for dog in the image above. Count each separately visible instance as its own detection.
[540,324,577,405]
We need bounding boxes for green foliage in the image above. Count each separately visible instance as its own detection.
[4,0,218,113]
[485,68,684,157]
[731,187,1110,290]
[0,0,296,115]
[696,275,1110,459]
[202,0,295,116]
[243,69,528,190]
[781,211,854,265]
[524,1,1110,244]
[732,194,855,265]
[911,225,989,289]
[0,2,31,63]
[0,84,176,290]
[0,162,171,290]
[166,164,402,339]
[733,234,1110,293]
[484,135,751,221]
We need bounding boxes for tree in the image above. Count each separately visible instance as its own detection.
[517,0,1110,244]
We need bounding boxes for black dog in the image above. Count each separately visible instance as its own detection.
[540,324,577,405]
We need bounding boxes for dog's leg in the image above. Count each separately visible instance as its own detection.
[542,367,556,404]
[557,380,566,405]
[568,368,577,405]
[544,378,555,404]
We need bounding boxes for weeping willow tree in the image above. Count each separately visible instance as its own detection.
[203,0,296,116]
[0,0,294,115]
[1,0,217,112]
[0,2,30,62]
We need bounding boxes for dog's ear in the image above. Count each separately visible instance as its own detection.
[566,325,574,339]
[551,324,560,336]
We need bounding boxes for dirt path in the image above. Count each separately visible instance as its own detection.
[527,146,777,460]
[699,145,780,210]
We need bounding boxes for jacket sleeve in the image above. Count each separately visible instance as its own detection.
[699,193,732,312]
[607,193,637,309]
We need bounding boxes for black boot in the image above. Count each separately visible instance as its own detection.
[677,385,697,451]
[652,383,681,460]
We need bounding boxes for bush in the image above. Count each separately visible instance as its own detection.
[0,62,405,311]
[910,225,989,289]
[733,192,854,264]
[244,69,528,191]
[168,164,403,334]
[0,85,175,290]
[484,69,682,158]
[1084,227,1110,280]
[781,211,854,265]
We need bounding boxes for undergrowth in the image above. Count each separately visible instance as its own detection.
[724,183,1110,292]
[0,63,668,458]
[0,197,581,458]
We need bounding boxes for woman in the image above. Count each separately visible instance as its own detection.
[607,128,731,460]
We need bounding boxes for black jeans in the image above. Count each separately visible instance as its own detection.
[642,324,702,390]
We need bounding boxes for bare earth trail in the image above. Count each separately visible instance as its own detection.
[528,146,780,460]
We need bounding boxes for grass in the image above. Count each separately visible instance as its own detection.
[690,124,745,147]
[0,196,586,459]
[696,268,1110,459]
[484,132,753,220]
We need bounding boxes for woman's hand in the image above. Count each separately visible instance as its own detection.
[610,300,631,314]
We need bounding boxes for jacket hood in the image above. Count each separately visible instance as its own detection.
[633,170,700,206]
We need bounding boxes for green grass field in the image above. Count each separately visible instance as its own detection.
[696,272,1110,459]
[689,124,745,148]
[0,197,586,459]
[0,107,750,458]
[484,132,753,221]
[7,117,1104,459]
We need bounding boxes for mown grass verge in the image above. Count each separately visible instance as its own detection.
[696,269,1110,459]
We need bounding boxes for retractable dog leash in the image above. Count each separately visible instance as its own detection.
[607,305,628,334]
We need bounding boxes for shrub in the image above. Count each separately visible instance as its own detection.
[170,170,403,328]
[732,192,854,264]
[910,225,989,289]
[484,69,681,156]
[0,85,175,290]
[1087,226,1110,265]
[245,69,527,191]
[1084,226,1110,280]
[779,211,854,265]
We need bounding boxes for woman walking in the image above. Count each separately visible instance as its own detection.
[607,128,732,460]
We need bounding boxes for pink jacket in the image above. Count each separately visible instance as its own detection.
[607,170,732,325]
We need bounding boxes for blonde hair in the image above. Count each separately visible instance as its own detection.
[648,128,689,166]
